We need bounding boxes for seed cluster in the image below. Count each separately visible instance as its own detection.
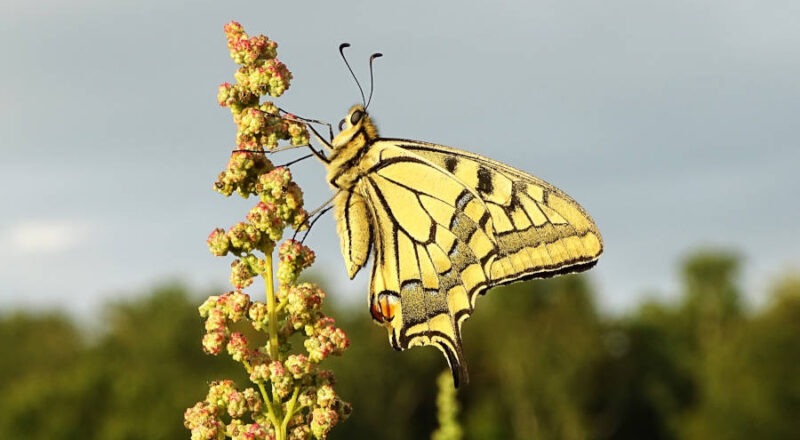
[185,22,350,440]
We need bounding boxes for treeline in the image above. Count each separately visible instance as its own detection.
[1,250,799,439]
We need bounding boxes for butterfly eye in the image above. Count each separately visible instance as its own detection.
[350,109,364,125]
[338,118,346,131]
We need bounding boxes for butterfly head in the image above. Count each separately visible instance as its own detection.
[331,105,379,150]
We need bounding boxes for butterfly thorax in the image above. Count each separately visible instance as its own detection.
[325,105,380,190]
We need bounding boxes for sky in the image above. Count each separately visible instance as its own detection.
[1,0,798,319]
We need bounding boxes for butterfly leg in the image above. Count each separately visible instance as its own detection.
[292,195,337,242]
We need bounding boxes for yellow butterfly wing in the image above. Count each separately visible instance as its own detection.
[398,139,604,283]
[325,106,602,386]
[345,142,500,386]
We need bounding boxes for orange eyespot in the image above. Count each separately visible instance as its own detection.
[370,293,398,323]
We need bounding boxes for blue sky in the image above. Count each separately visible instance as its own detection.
[1,0,798,318]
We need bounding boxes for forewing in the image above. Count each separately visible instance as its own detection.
[358,143,498,386]
[396,139,604,283]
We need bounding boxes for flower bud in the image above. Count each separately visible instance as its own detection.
[310,407,338,439]
[207,228,231,256]
[184,401,225,440]
[202,331,226,356]
[277,240,315,285]
[247,302,269,331]
[226,332,250,362]
[229,258,256,289]
[285,354,311,379]
[227,222,261,254]
[249,361,271,384]
[222,290,251,322]
[268,361,293,400]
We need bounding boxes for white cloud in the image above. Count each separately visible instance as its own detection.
[4,219,90,254]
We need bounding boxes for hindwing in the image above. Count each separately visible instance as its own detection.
[350,142,500,386]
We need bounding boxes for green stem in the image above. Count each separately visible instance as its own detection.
[264,253,286,440]
[244,359,282,432]
[262,383,281,430]
[280,385,302,434]
[265,253,280,361]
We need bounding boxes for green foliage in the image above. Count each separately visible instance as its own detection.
[94,284,238,439]
[0,284,241,440]
[1,251,799,439]
[461,275,602,439]
[0,313,87,438]
[681,275,800,440]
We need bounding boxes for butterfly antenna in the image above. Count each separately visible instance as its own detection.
[339,43,366,106]
[366,52,383,109]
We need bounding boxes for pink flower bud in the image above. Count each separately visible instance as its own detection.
[204,308,227,332]
[184,401,225,440]
[285,354,311,379]
[226,332,250,362]
[207,228,231,256]
[202,331,226,355]
[310,407,338,438]
[229,259,255,289]
[268,361,293,399]
[249,361,271,384]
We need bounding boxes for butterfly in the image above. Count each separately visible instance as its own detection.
[308,47,603,386]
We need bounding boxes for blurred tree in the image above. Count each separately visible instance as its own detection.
[0,284,242,440]
[90,283,244,439]
[1,254,799,439]
[0,312,90,438]
[0,312,81,379]
[583,302,695,440]
[675,250,742,438]
[681,250,743,344]
[460,275,603,439]
[682,275,800,439]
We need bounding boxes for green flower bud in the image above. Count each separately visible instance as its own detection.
[310,407,338,439]
[268,361,293,400]
[184,401,225,440]
[285,354,312,379]
[207,228,231,256]
[229,258,255,289]
[202,331,225,356]
[226,332,250,362]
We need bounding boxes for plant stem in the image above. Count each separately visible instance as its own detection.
[265,253,279,361]
[280,385,301,434]
[264,253,286,440]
